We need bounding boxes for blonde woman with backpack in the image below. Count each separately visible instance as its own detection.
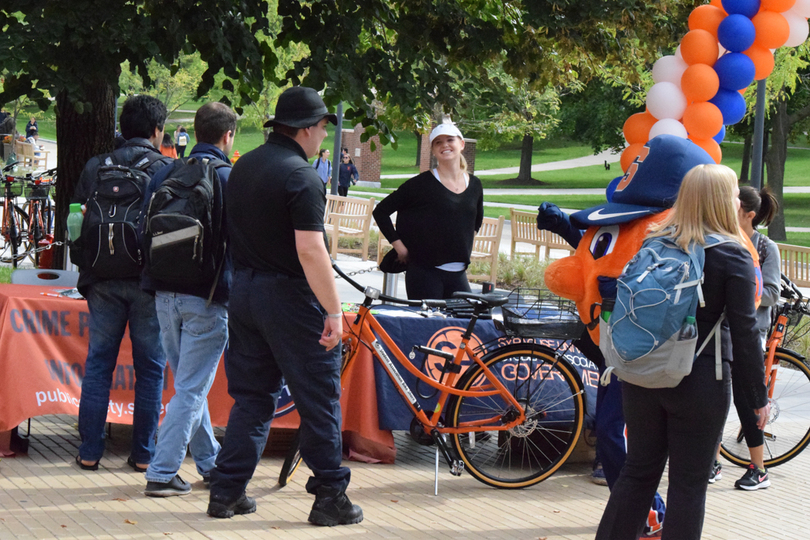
[595,164,769,540]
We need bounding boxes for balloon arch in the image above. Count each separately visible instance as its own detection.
[621,0,810,171]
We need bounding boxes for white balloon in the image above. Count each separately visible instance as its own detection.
[646,82,688,120]
[784,11,810,47]
[649,119,689,139]
[718,43,727,58]
[652,55,688,85]
[791,0,810,18]
[675,45,684,61]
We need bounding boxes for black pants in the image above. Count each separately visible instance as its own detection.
[177,145,187,158]
[338,185,349,197]
[210,270,350,503]
[733,366,764,447]
[595,356,731,540]
[404,263,471,300]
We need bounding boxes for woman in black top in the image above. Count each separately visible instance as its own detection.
[338,154,358,197]
[373,122,484,300]
[595,164,769,540]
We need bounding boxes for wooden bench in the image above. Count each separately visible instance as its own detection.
[468,215,505,284]
[777,242,810,288]
[14,140,49,169]
[510,208,575,260]
[323,194,376,261]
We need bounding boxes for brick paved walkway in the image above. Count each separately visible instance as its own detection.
[0,415,808,539]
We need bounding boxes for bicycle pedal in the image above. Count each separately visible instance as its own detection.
[449,460,465,476]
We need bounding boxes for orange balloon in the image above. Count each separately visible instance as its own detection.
[743,44,776,80]
[709,0,728,14]
[688,5,726,38]
[680,30,719,66]
[761,0,796,12]
[623,112,657,144]
[689,137,722,164]
[681,64,720,103]
[753,11,790,49]
[683,102,724,140]
[621,144,645,172]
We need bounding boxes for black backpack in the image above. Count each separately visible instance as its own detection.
[143,156,229,296]
[75,152,159,278]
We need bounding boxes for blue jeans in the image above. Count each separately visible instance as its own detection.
[146,292,227,483]
[78,280,165,463]
[210,269,350,503]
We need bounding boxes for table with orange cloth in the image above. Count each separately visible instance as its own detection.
[0,284,393,461]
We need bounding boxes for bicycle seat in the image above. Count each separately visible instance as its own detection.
[452,291,509,307]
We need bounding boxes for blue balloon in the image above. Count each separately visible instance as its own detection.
[714,53,755,91]
[717,14,756,52]
[606,176,622,203]
[710,89,747,125]
[722,0,761,18]
[713,125,726,144]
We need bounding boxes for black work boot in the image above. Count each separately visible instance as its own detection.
[308,486,364,526]
[207,493,256,518]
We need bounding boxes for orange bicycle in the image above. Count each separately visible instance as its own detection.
[720,275,810,467]
[279,263,586,489]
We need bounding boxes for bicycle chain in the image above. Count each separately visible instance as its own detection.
[5,239,66,260]
[335,265,380,279]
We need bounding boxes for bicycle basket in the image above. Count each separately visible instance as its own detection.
[500,288,584,340]
[27,183,51,200]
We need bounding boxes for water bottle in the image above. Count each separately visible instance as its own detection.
[678,316,697,340]
[601,298,615,322]
[67,203,83,242]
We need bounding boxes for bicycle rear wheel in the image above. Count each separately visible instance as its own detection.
[0,205,31,264]
[446,344,585,488]
[720,349,810,468]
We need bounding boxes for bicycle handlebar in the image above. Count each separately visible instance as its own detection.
[332,262,446,309]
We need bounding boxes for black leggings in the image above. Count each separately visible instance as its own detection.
[404,263,471,300]
[732,366,764,447]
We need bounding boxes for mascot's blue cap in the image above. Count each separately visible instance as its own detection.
[571,135,714,227]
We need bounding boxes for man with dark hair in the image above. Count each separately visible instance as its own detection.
[141,101,237,497]
[207,87,362,526]
[72,94,173,473]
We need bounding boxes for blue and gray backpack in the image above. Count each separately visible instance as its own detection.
[600,233,732,388]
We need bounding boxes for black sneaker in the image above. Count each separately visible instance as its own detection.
[144,475,192,497]
[202,474,211,488]
[708,460,722,484]
[207,493,257,519]
[734,463,770,491]
[308,486,364,526]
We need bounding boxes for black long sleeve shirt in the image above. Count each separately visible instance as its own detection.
[698,241,768,410]
[373,171,484,268]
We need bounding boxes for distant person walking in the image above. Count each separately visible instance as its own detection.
[337,154,358,197]
[175,126,190,158]
[313,148,331,186]
[160,133,177,159]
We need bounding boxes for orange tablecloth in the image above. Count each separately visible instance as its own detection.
[0,285,394,461]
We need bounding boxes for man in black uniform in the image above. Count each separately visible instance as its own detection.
[207,87,362,526]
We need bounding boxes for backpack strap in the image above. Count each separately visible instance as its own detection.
[694,312,726,380]
[755,231,769,266]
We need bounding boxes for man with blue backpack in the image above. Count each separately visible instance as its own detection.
[139,102,237,497]
[71,95,173,472]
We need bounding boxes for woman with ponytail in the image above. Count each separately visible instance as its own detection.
[715,185,781,491]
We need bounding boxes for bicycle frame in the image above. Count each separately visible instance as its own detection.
[342,297,528,438]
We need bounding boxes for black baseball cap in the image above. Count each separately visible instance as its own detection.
[264,87,338,128]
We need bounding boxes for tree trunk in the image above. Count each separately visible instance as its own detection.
[517,133,534,183]
[765,99,788,242]
[414,130,421,167]
[740,133,752,183]
[53,81,117,268]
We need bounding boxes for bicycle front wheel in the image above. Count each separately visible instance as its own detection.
[720,348,810,468]
[446,345,585,488]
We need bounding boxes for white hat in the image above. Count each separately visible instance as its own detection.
[429,122,464,145]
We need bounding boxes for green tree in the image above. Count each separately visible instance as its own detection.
[0,1,271,263]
